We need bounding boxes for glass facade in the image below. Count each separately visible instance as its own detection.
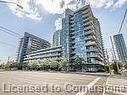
[17,32,51,65]
[74,11,87,60]
[61,9,73,61]
[113,34,127,64]
[53,30,61,47]
[24,46,62,63]
[61,5,105,68]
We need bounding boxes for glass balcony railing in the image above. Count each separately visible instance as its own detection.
[85,41,96,46]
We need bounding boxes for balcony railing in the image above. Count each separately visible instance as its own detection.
[84,26,93,31]
[82,8,91,14]
[85,41,96,46]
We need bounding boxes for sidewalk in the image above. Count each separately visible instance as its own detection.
[65,72,110,77]
[104,75,127,95]
[0,69,4,72]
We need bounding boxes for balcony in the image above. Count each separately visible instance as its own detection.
[70,23,75,27]
[70,20,74,24]
[84,26,93,31]
[85,36,94,41]
[87,53,99,58]
[86,48,98,52]
[70,42,75,46]
[87,53,103,61]
[70,51,75,55]
[70,32,75,37]
[70,45,75,49]
[70,36,75,39]
[70,28,74,31]
[84,30,93,35]
[83,17,92,23]
[70,16,74,20]
[83,21,92,27]
[82,8,91,14]
[85,41,96,46]
[70,29,75,32]
[70,56,76,60]
[82,12,91,19]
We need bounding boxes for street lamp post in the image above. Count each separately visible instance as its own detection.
[0,0,23,9]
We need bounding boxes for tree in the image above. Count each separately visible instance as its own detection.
[43,59,51,70]
[0,64,2,69]
[28,60,40,70]
[75,56,85,71]
[39,60,45,70]
[27,58,68,71]
[3,61,16,70]
[22,63,28,70]
[125,64,127,69]
[55,57,68,71]
[4,63,11,70]
[50,60,58,70]
[105,64,112,74]
[111,61,122,74]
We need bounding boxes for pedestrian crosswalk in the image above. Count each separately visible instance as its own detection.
[104,76,127,95]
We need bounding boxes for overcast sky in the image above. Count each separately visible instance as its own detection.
[0,0,127,63]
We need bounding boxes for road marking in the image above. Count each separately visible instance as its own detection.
[104,76,127,95]
[102,76,109,95]
[76,77,101,95]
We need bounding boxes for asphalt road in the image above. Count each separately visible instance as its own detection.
[0,71,108,95]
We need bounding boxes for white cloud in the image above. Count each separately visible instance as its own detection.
[6,0,127,20]
[6,0,78,20]
[7,0,42,20]
[86,0,114,8]
[36,0,78,14]
[55,18,62,31]
[86,0,127,8]
[113,0,127,8]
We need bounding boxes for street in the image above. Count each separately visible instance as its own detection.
[0,71,110,95]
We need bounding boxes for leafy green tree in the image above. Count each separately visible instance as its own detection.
[3,61,16,70]
[74,56,85,71]
[57,57,68,71]
[125,64,127,69]
[105,64,112,74]
[28,60,40,70]
[27,62,32,70]
[43,59,51,70]
[27,58,68,71]
[0,64,2,69]
[4,63,11,70]
[39,60,45,70]
[50,60,58,70]
[111,61,122,74]
[22,64,28,70]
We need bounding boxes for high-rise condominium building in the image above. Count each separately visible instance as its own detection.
[53,30,61,47]
[53,18,62,47]
[16,32,51,66]
[113,34,127,64]
[61,5,105,71]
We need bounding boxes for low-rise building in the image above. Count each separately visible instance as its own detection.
[24,46,62,63]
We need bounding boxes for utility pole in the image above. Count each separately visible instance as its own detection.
[118,9,127,33]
